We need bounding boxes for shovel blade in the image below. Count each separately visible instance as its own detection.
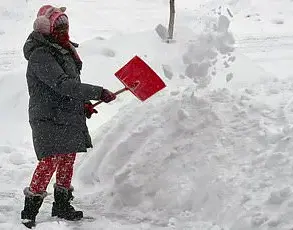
[115,56,166,101]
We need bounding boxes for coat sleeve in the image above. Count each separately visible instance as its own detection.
[29,47,103,101]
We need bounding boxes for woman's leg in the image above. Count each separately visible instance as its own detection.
[29,155,60,193]
[22,154,60,227]
[52,153,83,220]
[55,153,76,189]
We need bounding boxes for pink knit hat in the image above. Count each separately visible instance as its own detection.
[33,5,68,35]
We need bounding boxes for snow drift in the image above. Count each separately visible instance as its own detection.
[75,12,284,229]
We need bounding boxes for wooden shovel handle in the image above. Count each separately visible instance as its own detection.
[92,87,128,107]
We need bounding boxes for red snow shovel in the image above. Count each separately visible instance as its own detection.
[93,56,166,107]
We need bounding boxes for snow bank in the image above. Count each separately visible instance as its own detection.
[77,84,275,228]
[76,12,280,229]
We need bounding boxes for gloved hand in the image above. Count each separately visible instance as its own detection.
[84,102,98,119]
[100,89,116,103]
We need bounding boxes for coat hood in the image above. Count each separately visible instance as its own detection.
[23,32,50,61]
[23,31,79,61]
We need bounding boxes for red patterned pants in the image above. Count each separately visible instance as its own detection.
[29,153,76,194]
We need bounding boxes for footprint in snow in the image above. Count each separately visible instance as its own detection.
[95,36,105,40]
[267,187,292,205]
[8,152,25,165]
[0,145,13,154]
[99,48,116,57]
[271,18,284,25]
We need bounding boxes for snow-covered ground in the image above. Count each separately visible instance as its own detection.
[1,0,293,229]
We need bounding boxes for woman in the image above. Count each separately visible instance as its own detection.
[21,5,116,228]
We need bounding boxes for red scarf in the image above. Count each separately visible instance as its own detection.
[51,30,82,64]
[52,30,70,48]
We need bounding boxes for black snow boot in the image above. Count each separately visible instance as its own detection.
[51,184,83,221]
[21,187,46,229]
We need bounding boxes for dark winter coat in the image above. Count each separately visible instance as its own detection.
[23,31,103,160]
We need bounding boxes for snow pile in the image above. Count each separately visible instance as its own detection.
[75,8,293,229]
[77,76,293,229]
[77,84,266,227]
[75,12,271,229]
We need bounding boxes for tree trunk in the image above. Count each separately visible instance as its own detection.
[168,0,175,40]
